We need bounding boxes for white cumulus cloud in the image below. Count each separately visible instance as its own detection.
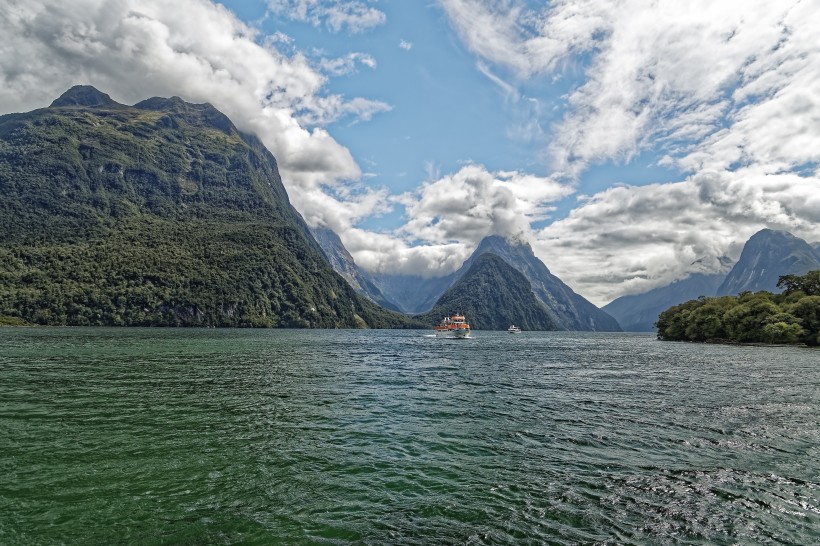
[342,164,573,277]
[266,0,386,33]
[536,168,820,305]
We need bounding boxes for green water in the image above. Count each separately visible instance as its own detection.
[1,328,818,544]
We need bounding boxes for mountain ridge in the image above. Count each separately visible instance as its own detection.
[309,225,402,312]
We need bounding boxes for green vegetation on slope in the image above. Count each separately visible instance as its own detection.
[656,271,820,345]
[416,253,557,330]
[0,87,419,328]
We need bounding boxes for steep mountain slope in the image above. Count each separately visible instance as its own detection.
[309,226,402,312]
[453,236,621,331]
[603,272,726,331]
[417,253,557,330]
[0,85,417,328]
[716,229,820,296]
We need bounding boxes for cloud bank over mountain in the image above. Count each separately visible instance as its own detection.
[2,0,819,305]
[439,0,820,303]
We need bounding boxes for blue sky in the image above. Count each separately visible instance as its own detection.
[222,1,558,225]
[219,0,682,231]
[1,0,818,304]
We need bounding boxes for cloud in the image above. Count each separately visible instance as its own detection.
[318,52,377,76]
[331,164,572,277]
[535,167,820,306]
[313,164,571,278]
[344,229,472,278]
[266,0,386,33]
[0,0,391,239]
[440,0,818,177]
[399,39,412,51]
[399,164,572,245]
[439,0,820,304]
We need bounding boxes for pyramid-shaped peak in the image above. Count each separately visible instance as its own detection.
[50,85,123,109]
[476,234,532,252]
[749,228,798,242]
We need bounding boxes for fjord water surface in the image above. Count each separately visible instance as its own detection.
[1,328,818,544]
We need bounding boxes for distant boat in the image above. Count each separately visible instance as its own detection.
[434,313,471,338]
[508,325,521,333]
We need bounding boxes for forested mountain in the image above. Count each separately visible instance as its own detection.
[408,236,619,331]
[454,236,621,331]
[417,253,557,330]
[716,229,820,295]
[0,86,419,328]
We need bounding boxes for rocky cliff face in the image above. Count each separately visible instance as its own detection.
[0,86,415,328]
[309,226,402,312]
[716,229,820,296]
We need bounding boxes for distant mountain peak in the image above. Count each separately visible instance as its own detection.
[716,228,819,296]
[749,228,797,241]
[452,234,620,331]
[50,85,123,109]
[418,252,558,331]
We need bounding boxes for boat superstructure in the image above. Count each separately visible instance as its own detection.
[434,313,471,338]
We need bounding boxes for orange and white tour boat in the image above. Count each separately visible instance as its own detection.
[433,313,471,338]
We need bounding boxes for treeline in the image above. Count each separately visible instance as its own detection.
[0,217,418,328]
[656,271,820,345]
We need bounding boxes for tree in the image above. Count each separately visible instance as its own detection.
[761,312,804,344]
[777,270,820,296]
[787,295,820,346]
[722,294,779,342]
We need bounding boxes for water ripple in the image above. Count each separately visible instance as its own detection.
[1,328,818,544]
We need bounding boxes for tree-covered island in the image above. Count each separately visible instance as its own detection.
[656,271,820,345]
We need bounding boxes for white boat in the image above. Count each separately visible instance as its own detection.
[507,324,521,333]
[434,313,471,338]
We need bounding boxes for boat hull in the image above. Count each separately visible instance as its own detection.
[435,329,471,339]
